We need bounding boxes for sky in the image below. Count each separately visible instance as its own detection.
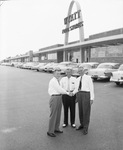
[0,0,123,61]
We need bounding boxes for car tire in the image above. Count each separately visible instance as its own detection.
[115,82,120,86]
[93,78,97,81]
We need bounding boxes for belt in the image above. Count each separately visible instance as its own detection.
[78,91,90,93]
[66,90,73,92]
[52,94,62,96]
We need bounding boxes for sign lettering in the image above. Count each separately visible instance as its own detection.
[62,21,83,34]
[64,10,81,25]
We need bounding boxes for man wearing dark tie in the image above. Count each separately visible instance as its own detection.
[73,67,94,135]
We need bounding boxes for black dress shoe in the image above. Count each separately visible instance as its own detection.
[76,125,84,130]
[82,129,88,135]
[54,130,63,133]
[47,132,56,137]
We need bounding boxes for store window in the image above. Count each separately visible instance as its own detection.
[48,53,57,60]
[91,44,123,58]
[33,57,39,62]
[41,56,46,60]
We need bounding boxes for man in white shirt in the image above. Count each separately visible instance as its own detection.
[73,67,94,135]
[60,68,76,128]
[47,68,69,137]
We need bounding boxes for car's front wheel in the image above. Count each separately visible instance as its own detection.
[93,78,97,81]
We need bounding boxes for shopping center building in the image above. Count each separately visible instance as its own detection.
[3,0,123,64]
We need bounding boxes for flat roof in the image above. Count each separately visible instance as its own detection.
[6,34,123,60]
[34,34,123,54]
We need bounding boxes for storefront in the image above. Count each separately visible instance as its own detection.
[3,1,123,64]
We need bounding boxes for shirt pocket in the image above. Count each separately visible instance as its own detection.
[71,82,75,90]
[71,82,75,84]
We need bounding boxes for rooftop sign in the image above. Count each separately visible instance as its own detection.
[63,0,84,45]
[64,10,81,25]
[62,10,83,34]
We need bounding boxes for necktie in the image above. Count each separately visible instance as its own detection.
[67,78,70,92]
[78,76,82,91]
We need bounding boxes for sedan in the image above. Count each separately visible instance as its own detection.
[55,62,78,74]
[88,62,120,81]
[31,63,46,71]
[46,63,59,73]
[72,62,99,77]
[43,63,56,72]
[110,64,123,85]
[38,63,55,72]
[22,62,39,69]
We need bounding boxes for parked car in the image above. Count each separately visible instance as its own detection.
[31,63,46,71]
[38,63,52,72]
[1,62,12,66]
[55,62,78,74]
[18,62,26,68]
[21,62,30,69]
[42,63,54,72]
[79,62,99,69]
[43,63,57,72]
[21,62,39,69]
[72,62,99,77]
[14,62,24,68]
[110,64,123,85]
[11,62,18,67]
[46,63,59,73]
[88,62,120,81]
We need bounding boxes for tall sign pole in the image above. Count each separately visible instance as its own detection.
[62,0,84,45]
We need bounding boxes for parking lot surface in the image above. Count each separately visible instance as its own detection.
[0,66,123,150]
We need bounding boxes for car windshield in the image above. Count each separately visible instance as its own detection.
[69,63,78,67]
[118,65,123,71]
[59,64,69,67]
[97,64,112,69]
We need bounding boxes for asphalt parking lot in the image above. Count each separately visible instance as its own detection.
[0,66,123,150]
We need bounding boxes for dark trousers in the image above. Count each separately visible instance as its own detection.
[76,91,91,130]
[62,94,76,125]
